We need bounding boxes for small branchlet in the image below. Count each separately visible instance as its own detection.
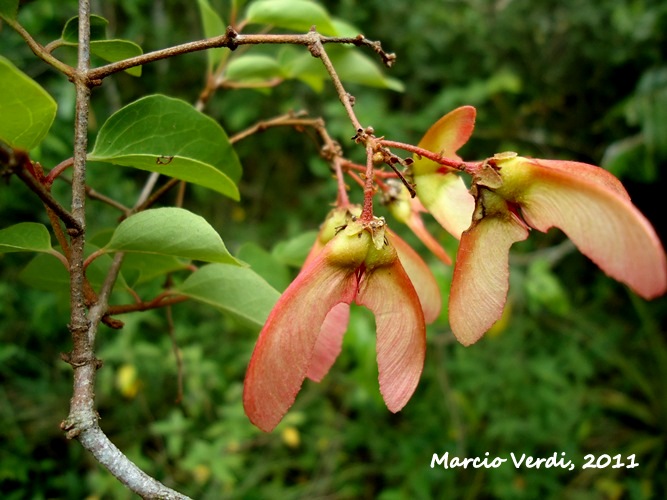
[1,142,84,232]
[322,33,397,68]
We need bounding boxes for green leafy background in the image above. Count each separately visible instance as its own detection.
[1,0,666,499]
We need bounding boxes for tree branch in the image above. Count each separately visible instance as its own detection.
[229,110,314,143]
[379,139,481,173]
[3,17,76,77]
[44,157,74,186]
[132,177,180,214]
[308,35,363,132]
[87,27,395,84]
[82,183,131,213]
[77,427,190,499]
[0,143,84,232]
[59,3,191,498]
[17,168,83,232]
[44,206,72,260]
[360,145,376,222]
[106,294,190,316]
[87,28,238,81]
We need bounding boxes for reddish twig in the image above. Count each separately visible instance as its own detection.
[360,146,376,223]
[106,294,189,316]
[44,157,74,187]
[379,139,481,173]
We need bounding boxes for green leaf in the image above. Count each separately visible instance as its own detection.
[245,0,337,35]
[20,253,67,292]
[271,230,317,268]
[0,223,52,253]
[197,0,228,73]
[328,47,404,91]
[121,253,189,286]
[104,208,241,265]
[90,40,143,77]
[236,242,291,290]
[331,18,362,37]
[61,14,109,42]
[89,95,241,200]
[278,46,326,91]
[20,246,128,292]
[59,15,143,76]
[176,263,280,327]
[0,0,18,20]
[225,54,285,83]
[0,56,57,150]
[87,228,116,248]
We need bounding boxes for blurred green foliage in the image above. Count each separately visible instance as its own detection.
[1,0,666,498]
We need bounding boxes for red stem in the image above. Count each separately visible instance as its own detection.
[83,248,105,269]
[340,159,398,179]
[379,139,481,173]
[347,170,365,189]
[333,158,350,208]
[106,294,189,316]
[44,157,74,187]
[341,160,366,172]
[360,146,375,223]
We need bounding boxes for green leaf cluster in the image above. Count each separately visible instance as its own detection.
[2,208,278,328]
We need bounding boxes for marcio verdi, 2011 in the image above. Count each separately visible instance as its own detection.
[430,451,575,471]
